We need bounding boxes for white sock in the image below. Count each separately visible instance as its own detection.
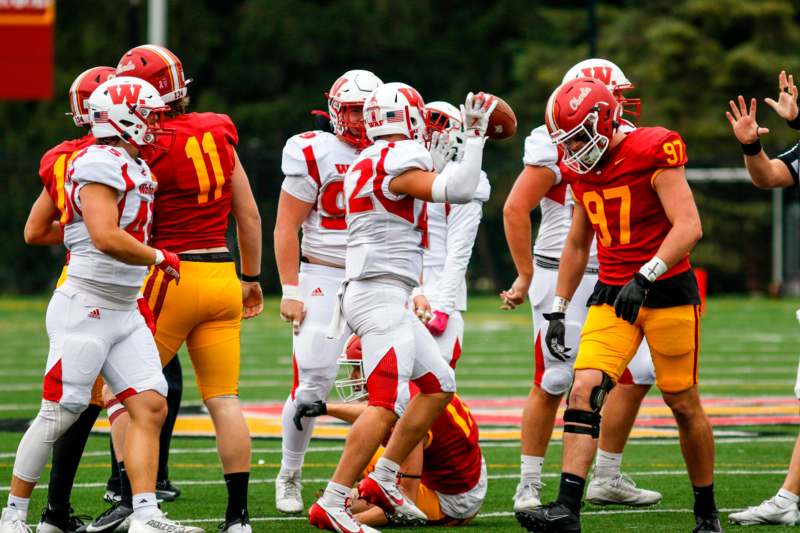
[281,396,314,472]
[372,457,400,484]
[6,495,29,519]
[321,482,350,507]
[131,492,159,521]
[520,455,544,484]
[594,449,623,479]
[776,488,799,507]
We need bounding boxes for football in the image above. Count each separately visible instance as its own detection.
[487,96,517,140]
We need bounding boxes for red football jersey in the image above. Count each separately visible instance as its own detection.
[569,127,692,285]
[38,135,95,224]
[421,394,482,495]
[145,112,239,252]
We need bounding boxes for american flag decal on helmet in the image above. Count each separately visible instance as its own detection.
[93,111,109,123]
[386,110,405,123]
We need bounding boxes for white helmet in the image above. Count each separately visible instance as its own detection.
[425,101,463,170]
[424,101,462,134]
[327,69,383,149]
[88,76,167,146]
[364,82,426,142]
[562,58,640,122]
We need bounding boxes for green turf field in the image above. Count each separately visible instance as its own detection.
[0,295,798,532]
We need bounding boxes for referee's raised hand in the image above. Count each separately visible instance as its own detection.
[726,95,770,144]
[764,70,799,122]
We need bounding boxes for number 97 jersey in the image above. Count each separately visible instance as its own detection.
[145,112,239,252]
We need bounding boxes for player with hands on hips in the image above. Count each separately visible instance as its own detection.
[0,76,202,533]
[412,100,490,367]
[274,69,383,515]
[308,85,493,533]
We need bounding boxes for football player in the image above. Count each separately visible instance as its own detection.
[501,59,660,512]
[273,69,382,514]
[516,78,718,533]
[0,76,199,533]
[411,101,490,368]
[307,82,494,533]
[725,71,800,526]
[112,44,263,533]
[297,335,487,528]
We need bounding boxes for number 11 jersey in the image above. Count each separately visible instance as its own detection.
[145,112,239,252]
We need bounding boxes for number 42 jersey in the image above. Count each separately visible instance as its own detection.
[145,112,239,252]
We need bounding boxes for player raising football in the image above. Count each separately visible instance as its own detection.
[273,69,382,514]
[501,59,660,513]
[0,76,199,533]
[306,83,495,533]
[516,78,719,533]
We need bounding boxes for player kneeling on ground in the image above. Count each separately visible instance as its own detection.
[516,78,719,533]
[296,335,487,528]
[0,77,200,533]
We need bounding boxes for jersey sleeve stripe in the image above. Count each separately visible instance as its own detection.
[301,145,322,186]
[650,168,665,188]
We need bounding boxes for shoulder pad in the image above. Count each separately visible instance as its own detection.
[523,124,558,168]
[383,140,433,175]
[281,131,335,179]
[69,146,128,191]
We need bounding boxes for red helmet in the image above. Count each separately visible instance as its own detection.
[116,44,190,104]
[545,77,621,174]
[68,66,116,127]
[334,334,367,403]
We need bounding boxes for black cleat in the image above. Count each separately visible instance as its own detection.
[37,507,91,533]
[693,512,723,532]
[155,479,181,502]
[78,503,132,533]
[515,502,581,532]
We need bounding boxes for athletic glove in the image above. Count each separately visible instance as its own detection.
[293,400,327,431]
[614,272,652,324]
[137,296,156,335]
[543,312,571,361]
[461,91,498,138]
[429,131,457,173]
[426,310,449,337]
[155,249,181,284]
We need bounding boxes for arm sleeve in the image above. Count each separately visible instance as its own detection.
[777,142,800,187]
[522,125,562,184]
[433,175,489,313]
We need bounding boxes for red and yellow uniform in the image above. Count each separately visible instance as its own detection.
[38,134,104,406]
[141,112,242,400]
[569,127,701,393]
[363,394,485,525]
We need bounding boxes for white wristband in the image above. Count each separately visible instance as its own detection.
[639,256,668,283]
[411,286,424,299]
[282,284,301,301]
[551,296,569,314]
[154,249,164,265]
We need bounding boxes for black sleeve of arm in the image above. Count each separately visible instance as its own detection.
[776,142,800,187]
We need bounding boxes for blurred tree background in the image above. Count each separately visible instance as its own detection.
[2,0,799,294]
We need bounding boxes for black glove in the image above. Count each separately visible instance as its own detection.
[543,312,571,361]
[614,272,652,324]
[293,400,327,431]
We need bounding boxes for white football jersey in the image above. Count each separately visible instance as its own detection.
[64,145,156,288]
[281,131,359,267]
[422,173,490,313]
[523,125,598,269]
[345,139,432,287]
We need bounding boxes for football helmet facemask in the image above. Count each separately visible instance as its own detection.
[334,334,368,403]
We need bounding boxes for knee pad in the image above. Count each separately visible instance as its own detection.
[540,366,573,395]
[13,400,81,482]
[294,373,336,405]
[563,373,614,438]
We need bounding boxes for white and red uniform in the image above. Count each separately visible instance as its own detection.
[339,139,456,416]
[419,173,490,367]
[43,145,167,413]
[523,125,655,395]
[281,131,358,405]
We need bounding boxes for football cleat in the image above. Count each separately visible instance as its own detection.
[515,502,581,532]
[155,480,181,503]
[693,512,723,532]
[0,508,32,533]
[101,492,120,506]
[36,507,90,533]
[217,516,251,533]
[728,495,800,525]
[513,480,543,512]
[127,511,202,533]
[308,500,380,533]
[81,503,132,533]
[275,470,304,514]
[586,472,662,507]
[357,475,426,526]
